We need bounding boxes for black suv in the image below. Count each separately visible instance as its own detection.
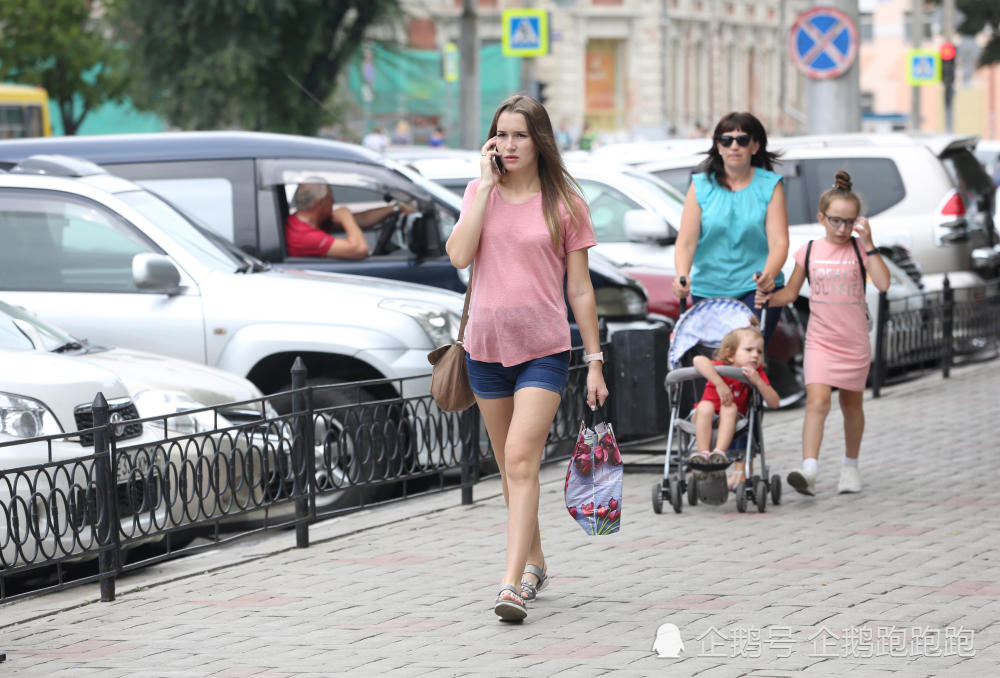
[0,131,651,329]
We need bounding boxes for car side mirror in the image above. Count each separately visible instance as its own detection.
[623,209,675,243]
[133,253,182,295]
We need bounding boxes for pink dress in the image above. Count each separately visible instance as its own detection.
[794,238,871,391]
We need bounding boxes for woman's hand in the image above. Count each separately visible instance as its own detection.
[853,216,875,250]
[672,275,691,299]
[587,363,610,410]
[753,270,775,294]
[753,289,771,308]
[479,137,501,186]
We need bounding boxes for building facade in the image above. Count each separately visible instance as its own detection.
[403,0,812,141]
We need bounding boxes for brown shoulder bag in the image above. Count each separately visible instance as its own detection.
[426,278,475,412]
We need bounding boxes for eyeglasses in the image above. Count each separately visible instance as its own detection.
[717,134,752,148]
[823,214,857,229]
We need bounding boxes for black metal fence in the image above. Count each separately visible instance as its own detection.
[871,276,1000,396]
[0,347,606,604]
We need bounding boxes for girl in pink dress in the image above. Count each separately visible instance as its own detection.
[756,171,890,496]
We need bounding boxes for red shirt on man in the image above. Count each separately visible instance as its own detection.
[285,213,335,257]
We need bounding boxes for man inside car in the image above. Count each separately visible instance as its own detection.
[285,179,415,259]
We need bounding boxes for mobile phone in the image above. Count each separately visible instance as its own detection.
[493,154,507,175]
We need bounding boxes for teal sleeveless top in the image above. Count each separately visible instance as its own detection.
[690,167,785,298]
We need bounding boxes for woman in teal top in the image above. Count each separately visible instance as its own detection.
[672,112,789,346]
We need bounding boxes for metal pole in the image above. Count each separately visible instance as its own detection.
[291,357,310,548]
[942,0,956,133]
[93,392,119,602]
[910,0,922,130]
[460,0,481,149]
[806,0,861,134]
[872,291,889,398]
[941,275,954,379]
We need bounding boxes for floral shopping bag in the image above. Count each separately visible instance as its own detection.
[564,414,623,535]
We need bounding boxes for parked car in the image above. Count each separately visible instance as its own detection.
[0,131,652,332]
[0,150,478,501]
[635,133,999,286]
[0,298,260,568]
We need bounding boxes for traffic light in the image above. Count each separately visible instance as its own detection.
[940,41,956,91]
[536,81,549,106]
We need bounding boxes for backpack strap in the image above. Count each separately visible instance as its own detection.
[805,239,813,285]
[849,237,867,293]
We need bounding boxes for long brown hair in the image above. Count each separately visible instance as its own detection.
[487,94,588,249]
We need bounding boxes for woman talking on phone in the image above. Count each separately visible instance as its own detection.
[446,95,608,622]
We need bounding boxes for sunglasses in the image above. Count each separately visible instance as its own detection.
[717,133,752,148]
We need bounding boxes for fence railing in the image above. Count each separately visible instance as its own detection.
[871,276,1000,396]
[0,345,609,604]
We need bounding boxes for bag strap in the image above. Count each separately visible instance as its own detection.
[805,238,867,292]
[457,268,473,342]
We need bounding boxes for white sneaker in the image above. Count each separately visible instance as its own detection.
[787,468,816,496]
[837,466,862,494]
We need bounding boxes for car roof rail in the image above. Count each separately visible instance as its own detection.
[10,154,107,178]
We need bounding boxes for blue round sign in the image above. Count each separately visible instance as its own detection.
[789,7,858,80]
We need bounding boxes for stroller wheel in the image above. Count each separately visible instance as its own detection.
[770,474,782,505]
[754,478,767,513]
[670,475,683,514]
[687,474,699,506]
[735,481,748,513]
[651,481,664,514]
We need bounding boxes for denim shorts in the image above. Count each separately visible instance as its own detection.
[465,351,571,399]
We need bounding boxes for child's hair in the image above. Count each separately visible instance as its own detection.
[713,318,763,363]
[818,170,862,215]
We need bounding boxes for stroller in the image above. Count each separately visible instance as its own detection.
[651,297,781,514]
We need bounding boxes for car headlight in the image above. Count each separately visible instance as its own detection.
[133,390,231,435]
[379,299,461,347]
[595,286,648,318]
[0,391,64,438]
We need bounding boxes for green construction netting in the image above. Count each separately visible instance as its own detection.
[347,43,522,147]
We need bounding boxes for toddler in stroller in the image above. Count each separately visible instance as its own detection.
[652,298,782,514]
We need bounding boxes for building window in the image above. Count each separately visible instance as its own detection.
[903,12,932,41]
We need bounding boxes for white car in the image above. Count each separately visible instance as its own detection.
[0,298,286,568]
[635,133,1000,288]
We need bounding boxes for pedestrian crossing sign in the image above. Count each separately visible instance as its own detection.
[905,49,940,86]
[502,9,549,57]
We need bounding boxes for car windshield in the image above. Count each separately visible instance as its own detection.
[116,190,244,272]
[385,159,463,211]
[0,300,77,351]
[623,171,685,216]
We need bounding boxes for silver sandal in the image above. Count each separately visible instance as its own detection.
[520,563,549,601]
[494,585,527,622]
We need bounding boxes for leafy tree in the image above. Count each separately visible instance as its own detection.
[931,1,1000,67]
[112,0,402,134]
[0,0,129,135]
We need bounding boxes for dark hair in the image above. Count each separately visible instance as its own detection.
[818,170,862,215]
[487,94,587,249]
[695,112,781,190]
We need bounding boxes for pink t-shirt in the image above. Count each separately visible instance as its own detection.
[794,237,871,359]
[460,179,596,366]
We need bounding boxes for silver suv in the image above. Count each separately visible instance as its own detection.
[0,156,464,409]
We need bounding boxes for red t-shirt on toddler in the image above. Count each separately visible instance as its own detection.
[285,213,335,257]
[699,360,770,415]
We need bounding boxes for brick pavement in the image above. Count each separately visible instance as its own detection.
[1,360,998,677]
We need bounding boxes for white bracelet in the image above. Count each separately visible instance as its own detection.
[583,352,604,364]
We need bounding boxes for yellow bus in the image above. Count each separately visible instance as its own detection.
[0,83,52,138]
